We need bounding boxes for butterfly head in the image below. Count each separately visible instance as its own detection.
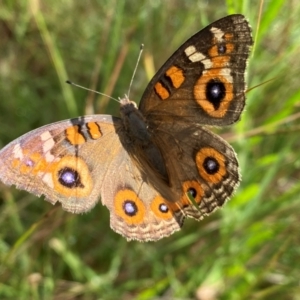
[119,95,138,115]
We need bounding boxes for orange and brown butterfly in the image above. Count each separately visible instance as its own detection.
[0,14,252,241]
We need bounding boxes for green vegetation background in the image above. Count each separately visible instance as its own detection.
[0,1,299,299]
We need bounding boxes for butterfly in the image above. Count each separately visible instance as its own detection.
[0,14,252,241]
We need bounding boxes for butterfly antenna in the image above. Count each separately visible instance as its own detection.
[246,77,277,93]
[127,44,144,99]
[66,80,120,103]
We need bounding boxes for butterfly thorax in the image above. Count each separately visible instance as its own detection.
[119,97,169,183]
[119,98,151,145]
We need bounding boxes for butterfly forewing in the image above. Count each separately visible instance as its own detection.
[139,14,252,127]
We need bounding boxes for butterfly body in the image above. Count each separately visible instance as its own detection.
[0,15,252,241]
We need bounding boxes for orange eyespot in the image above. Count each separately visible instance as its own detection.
[114,189,146,225]
[52,156,93,197]
[181,180,204,205]
[194,72,233,118]
[195,147,226,184]
[150,195,173,220]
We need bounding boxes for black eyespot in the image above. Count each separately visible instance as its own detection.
[159,203,169,213]
[206,79,226,110]
[203,157,220,174]
[123,200,138,217]
[218,44,226,54]
[58,167,83,188]
[187,187,197,199]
